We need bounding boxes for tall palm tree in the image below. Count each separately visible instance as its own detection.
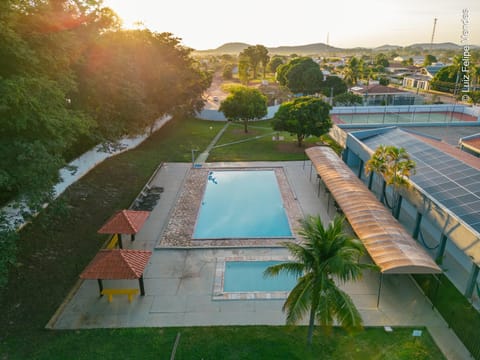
[343,57,360,86]
[264,215,375,345]
[365,145,416,216]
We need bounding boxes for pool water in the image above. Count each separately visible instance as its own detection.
[193,170,292,239]
[223,261,297,292]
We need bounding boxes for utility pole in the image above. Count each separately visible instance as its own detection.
[430,18,438,51]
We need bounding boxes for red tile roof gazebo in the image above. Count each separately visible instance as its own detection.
[80,249,152,296]
[98,210,150,248]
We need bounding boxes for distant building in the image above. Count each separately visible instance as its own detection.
[402,63,447,92]
[350,84,422,105]
[403,74,431,91]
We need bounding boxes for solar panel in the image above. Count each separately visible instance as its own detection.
[361,128,480,235]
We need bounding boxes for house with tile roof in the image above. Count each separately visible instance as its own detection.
[350,84,422,106]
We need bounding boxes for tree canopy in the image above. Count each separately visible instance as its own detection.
[219,86,267,133]
[239,45,269,80]
[268,56,285,73]
[276,57,324,95]
[333,92,363,106]
[0,0,210,209]
[320,76,348,97]
[343,57,360,86]
[272,96,332,147]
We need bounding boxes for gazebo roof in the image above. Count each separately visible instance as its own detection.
[80,249,152,280]
[98,210,150,235]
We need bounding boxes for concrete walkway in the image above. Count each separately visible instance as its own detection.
[49,161,472,360]
[194,122,230,163]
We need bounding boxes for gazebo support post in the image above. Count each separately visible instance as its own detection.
[377,273,383,308]
[118,234,123,249]
[97,279,104,296]
[139,275,145,296]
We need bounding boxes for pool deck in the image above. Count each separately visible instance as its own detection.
[48,161,471,360]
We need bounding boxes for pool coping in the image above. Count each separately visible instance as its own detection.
[192,169,293,240]
[212,255,294,301]
[157,166,303,248]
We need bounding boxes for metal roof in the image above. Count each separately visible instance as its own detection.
[98,210,150,235]
[80,249,152,280]
[306,146,441,274]
[362,128,480,234]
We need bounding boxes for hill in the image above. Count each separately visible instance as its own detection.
[195,42,341,56]
[194,41,479,56]
[405,42,463,50]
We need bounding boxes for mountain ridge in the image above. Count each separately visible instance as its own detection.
[194,42,477,55]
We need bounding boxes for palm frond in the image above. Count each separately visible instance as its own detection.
[264,261,304,278]
[329,286,363,331]
[283,273,314,325]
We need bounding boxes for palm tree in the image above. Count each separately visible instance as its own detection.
[343,57,360,86]
[264,215,375,345]
[365,145,416,216]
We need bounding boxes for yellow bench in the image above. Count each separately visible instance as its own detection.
[101,288,139,303]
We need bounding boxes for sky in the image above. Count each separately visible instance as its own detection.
[102,0,480,50]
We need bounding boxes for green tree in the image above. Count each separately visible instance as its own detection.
[272,97,332,147]
[219,86,267,133]
[265,215,374,344]
[423,54,437,66]
[240,44,269,79]
[222,63,234,79]
[333,92,363,106]
[238,54,251,84]
[379,77,390,86]
[365,145,416,216]
[374,53,390,68]
[276,57,324,95]
[0,0,115,206]
[256,45,270,79]
[320,76,348,97]
[268,56,284,73]
[430,65,458,93]
[343,57,360,85]
[75,30,210,139]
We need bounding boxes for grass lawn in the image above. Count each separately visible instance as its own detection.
[209,121,322,162]
[3,326,443,359]
[0,116,445,359]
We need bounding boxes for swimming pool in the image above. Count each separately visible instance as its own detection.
[213,257,297,300]
[193,170,292,239]
[223,261,297,292]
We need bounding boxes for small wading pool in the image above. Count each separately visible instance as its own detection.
[213,258,297,300]
[193,170,292,239]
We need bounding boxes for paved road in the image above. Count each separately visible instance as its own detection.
[203,70,228,110]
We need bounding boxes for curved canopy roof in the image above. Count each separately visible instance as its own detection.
[306,146,441,274]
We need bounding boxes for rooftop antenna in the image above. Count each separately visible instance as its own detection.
[430,18,437,51]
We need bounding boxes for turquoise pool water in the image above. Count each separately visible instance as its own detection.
[193,170,292,239]
[223,261,297,292]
